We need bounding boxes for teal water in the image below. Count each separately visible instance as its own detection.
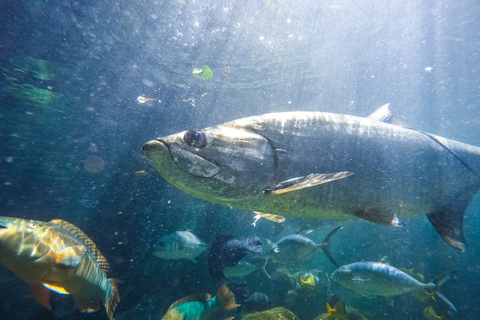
[1,0,479,319]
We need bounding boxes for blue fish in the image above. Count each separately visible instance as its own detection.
[332,262,457,312]
[208,235,263,280]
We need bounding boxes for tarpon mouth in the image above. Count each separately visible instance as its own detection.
[143,139,220,178]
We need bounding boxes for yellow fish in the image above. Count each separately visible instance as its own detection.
[313,300,348,320]
[313,300,369,320]
[0,216,120,320]
[300,275,316,289]
[424,306,445,320]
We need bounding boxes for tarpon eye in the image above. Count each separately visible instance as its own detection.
[184,130,207,147]
[27,221,35,229]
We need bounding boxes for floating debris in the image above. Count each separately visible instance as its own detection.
[137,96,157,103]
[193,66,213,78]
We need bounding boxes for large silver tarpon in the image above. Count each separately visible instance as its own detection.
[143,106,480,251]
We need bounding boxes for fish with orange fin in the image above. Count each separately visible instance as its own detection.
[161,283,240,320]
[0,216,120,320]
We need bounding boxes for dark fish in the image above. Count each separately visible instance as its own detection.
[237,292,269,314]
[143,105,480,251]
[271,227,341,267]
[208,235,263,280]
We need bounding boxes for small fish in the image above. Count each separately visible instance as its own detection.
[271,227,341,267]
[237,292,269,313]
[223,257,270,279]
[153,231,206,262]
[137,96,156,103]
[0,216,120,320]
[300,275,316,290]
[208,235,263,280]
[160,283,239,320]
[332,262,457,312]
[314,299,369,320]
[424,306,445,320]
[313,300,349,320]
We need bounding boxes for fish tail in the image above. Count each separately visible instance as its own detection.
[319,226,342,267]
[105,278,121,320]
[216,283,241,311]
[261,258,272,279]
[427,271,458,313]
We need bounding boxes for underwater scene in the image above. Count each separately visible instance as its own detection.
[1,0,480,319]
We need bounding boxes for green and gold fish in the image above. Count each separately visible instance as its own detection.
[424,306,445,320]
[160,283,239,320]
[0,216,120,319]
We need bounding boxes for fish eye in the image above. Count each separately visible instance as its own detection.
[255,240,262,246]
[27,221,35,229]
[184,130,207,147]
[158,242,165,247]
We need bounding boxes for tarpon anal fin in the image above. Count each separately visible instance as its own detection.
[427,184,479,252]
[265,171,353,195]
[30,283,52,310]
[53,245,87,267]
[352,208,405,227]
[50,219,110,273]
[253,211,285,223]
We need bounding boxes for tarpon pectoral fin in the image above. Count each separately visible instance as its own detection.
[265,171,353,195]
[353,209,405,227]
[30,283,51,310]
[252,211,285,223]
[52,245,87,267]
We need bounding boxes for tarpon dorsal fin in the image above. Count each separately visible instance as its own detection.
[265,171,353,195]
[252,211,285,223]
[50,219,110,274]
[367,104,409,128]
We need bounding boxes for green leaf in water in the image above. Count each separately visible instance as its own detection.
[192,66,213,78]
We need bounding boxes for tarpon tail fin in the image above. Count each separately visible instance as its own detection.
[425,271,458,313]
[427,184,480,252]
[319,226,342,268]
[105,278,121,320]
